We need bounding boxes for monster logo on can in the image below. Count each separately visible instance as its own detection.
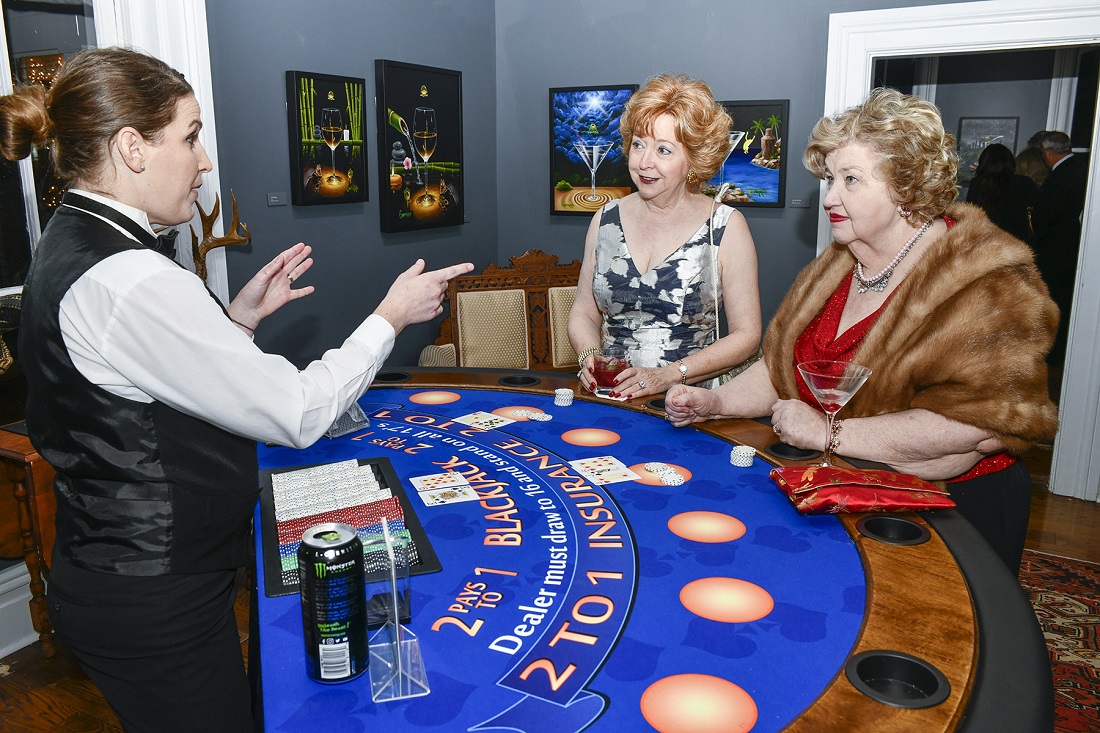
[297,523,368,683]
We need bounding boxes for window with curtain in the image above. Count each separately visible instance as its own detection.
[0,0,96,290]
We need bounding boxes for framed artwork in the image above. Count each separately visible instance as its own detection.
[708,99,789,208]
[375,60,464,233]
[285,71,368,206]
[956,116,1020,186]
[549,84,637,216]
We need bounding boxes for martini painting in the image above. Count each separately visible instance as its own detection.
[707,99,789,208]
[549,84,636,217]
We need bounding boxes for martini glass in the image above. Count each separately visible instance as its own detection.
[721,130,746,188]
[573,140,614,202]
[796,360,872,466]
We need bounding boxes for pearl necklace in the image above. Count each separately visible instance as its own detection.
[853,218,933,294]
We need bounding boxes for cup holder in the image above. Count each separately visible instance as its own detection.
[374,371,410,383]
[498,375,540,387]
[645,397,666,411]
[845,650,950,708]
[855,516,931,546]
[764,442,822,461]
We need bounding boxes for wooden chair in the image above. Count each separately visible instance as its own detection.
[419,249,581,371]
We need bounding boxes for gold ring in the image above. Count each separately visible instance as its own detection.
[773,424,782,436]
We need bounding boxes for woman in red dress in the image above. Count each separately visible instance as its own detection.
[666,88,1058,574]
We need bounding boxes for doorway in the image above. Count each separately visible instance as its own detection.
[824,0,1100,502]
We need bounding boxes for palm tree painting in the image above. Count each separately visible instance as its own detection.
[708,99,789,208]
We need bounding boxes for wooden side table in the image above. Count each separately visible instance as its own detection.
[0,424,56,657]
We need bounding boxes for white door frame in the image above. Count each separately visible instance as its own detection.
[93,0,231,304]
[825,0,1100,501]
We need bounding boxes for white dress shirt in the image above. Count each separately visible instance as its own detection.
[57,190,394,448]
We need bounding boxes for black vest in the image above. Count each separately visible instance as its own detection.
[19,205,259,575]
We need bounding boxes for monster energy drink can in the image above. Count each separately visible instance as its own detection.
[298,523,368,683]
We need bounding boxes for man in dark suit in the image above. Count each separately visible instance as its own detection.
[1031,130,1088,365]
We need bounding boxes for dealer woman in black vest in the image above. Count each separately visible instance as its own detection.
[0,47,471,732]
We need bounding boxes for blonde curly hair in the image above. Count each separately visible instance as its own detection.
[803,87,958,220]
[620,74,732,193]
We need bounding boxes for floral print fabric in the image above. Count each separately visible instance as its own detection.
[592,200,732,380]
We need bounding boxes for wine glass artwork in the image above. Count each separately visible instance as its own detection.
[320,107,344,184]
[796,360,872,466]
[721,130,747,190]
[573,140,614,203]
[413,107,438,206]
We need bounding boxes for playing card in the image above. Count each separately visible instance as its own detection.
[419,484,481,507]
[410,471,470,492]
[453,411,517,430]
[570,455,640,485]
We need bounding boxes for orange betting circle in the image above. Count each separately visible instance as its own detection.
[640,673,758,733]
[667,511,746,543]
[679,577,774,624]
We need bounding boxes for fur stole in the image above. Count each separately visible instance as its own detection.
[764,202,1059,452]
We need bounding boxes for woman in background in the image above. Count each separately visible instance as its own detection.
[1,47,471,732]
[568,73,761,399]
[667,88,1058,574]
[965,142,1038,244]
[1015,145,1050,188]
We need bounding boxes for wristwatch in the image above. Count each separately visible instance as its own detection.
[677,360,688,384]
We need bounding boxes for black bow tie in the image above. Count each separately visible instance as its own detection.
[151,228,179,259]
[62,191,179,259]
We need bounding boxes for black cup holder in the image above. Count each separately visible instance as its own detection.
[855,516,931,546]
[764,442,822,461]
[373,371,411,383]
[498,375,540,387]
[845,650,950,708]
[645,397,666,411]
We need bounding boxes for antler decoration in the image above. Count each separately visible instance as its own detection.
[190,189,251,282]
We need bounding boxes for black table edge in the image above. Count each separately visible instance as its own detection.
[923,510,1054,733]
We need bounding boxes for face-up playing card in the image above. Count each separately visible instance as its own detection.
[453,411,518,430]
[570,455,640,485]
[418,484,481,507]
[410,471,470,492]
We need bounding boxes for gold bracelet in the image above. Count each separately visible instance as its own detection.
[829,418,843,453]
[577,347,601,366]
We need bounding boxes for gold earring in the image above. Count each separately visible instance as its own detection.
[686,170,700,185]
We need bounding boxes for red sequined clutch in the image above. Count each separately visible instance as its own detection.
[769,465,956,514]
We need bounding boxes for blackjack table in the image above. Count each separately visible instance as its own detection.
[251,368,1052,733]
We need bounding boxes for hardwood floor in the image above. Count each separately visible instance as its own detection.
[2,451,1098,732]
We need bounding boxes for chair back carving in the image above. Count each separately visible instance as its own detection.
[424,249,581,371]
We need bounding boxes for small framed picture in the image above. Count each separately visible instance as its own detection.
[285,71,368,206]
[375,60,464,233]
[709,99,789,208]
[957,116,1020,185]
[549,84,637,216]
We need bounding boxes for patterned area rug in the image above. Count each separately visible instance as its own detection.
[1019,550,1100,733]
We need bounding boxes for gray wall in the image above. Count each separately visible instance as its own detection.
[936,49,1055,163]
[205,0,971,367]
[206,0,497,367]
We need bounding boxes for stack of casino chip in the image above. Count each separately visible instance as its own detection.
[270,459,419,587]
[729,445,756,467]
[645,461,684,486]
[510,409,552,421]
[554,389,574,407]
